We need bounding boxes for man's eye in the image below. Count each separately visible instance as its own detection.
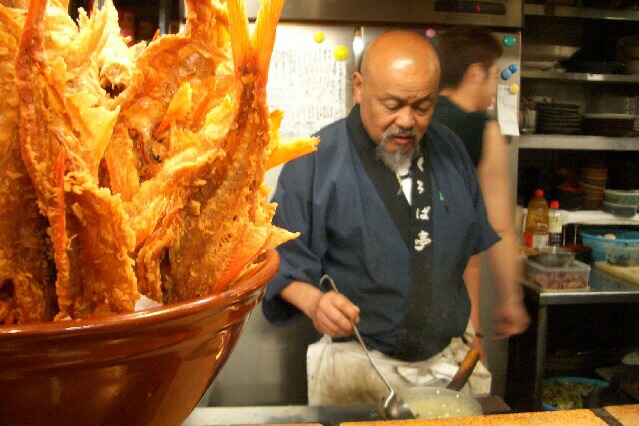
[384,103,401,112]
[414,105,432,114]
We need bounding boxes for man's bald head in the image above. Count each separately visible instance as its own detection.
[353,31,440,163]
[359,31,440,80]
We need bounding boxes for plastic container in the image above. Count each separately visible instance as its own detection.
[604,242,639,267]
[603,189,639,206]
[524,189,549,249]
[602,201,638,218]
[579,227,639,261]
[524,259,591,291]
[548,200,563,246]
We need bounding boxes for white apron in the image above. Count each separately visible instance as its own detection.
[306,322,492,405]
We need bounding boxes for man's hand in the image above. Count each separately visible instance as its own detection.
[279,281,361,338]
[309,290,361,337]
[493,300,530,339]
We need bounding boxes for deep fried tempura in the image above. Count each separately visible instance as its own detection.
[1,0,319,322]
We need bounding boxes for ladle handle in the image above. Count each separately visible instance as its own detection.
[447,348,481,391]
[320,275,394,394]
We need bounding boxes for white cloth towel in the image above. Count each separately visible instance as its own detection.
[306,326,492,406]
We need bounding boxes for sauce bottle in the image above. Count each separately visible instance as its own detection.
[524,189,549,249]
[548,200,563,247]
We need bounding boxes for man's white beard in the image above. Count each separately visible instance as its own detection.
[375,129,421,173]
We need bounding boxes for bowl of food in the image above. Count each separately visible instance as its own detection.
[580,228,639,261]
[528,246,576,267]
[0,250,280,426]
[542,377,608,411]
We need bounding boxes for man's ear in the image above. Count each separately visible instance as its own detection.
[466,62,486,84]
[353,71,364,104]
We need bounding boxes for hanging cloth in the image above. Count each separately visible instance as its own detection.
[392,151,434,361]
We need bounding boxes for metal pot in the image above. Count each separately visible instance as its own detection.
[396,349,483,419]
[397,385,482,419]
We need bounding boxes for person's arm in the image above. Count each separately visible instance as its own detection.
[280,280,360,338]
[463,254,487,364]
[477,120,530,339]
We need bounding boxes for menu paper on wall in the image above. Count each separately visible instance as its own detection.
[267,47,349,141]
[496,84,520,136]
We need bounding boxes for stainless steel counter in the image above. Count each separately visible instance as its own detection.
[183,396,510,426]
[506,266,639,412]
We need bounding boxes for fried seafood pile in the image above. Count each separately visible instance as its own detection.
[0,0,318,324]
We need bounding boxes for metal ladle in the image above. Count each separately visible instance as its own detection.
[320,275,415,420]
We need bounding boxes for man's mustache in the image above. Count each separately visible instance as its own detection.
[383,128,418,139]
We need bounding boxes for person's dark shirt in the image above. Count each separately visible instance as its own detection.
[433,95,489,167]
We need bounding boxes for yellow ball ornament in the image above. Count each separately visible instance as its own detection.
[333,45,349,61]
[313,32,325,43]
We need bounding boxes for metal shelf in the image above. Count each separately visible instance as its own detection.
[519,134,639,151]
[521,70,639,83]
[524,3,639,21]
[560,209,639,225]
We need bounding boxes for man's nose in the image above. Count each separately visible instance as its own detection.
[395,107,416,129]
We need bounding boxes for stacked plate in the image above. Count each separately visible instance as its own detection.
[535,102,582,135]
[617,34,639,74]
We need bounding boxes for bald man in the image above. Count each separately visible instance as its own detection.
[263,31,498,405]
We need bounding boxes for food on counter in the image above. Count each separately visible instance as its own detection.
[529,272,588,290]
[0,0,318,324]
[542,379,600,410]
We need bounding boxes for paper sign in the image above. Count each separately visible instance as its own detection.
[267,48,349,141]
[496,84,520,136]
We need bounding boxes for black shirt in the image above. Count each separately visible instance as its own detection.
[433,96,490,168]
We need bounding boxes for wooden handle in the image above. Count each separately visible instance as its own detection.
[447,349,481,391]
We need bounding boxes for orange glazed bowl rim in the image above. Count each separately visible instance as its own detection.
[0,249,279,338]
[0,250,280,426]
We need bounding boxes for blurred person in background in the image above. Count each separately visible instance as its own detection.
[433,25,530,366]
[262,30,499,405]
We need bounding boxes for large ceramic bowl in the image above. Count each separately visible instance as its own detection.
[0,250,279,426]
